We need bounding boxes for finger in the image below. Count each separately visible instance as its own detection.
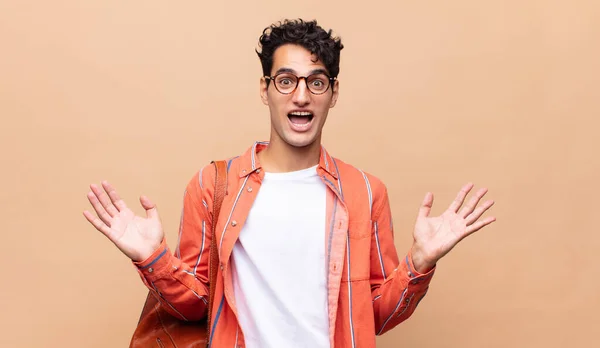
[87,191,112,226]
[83,210,112,236]
[418,192,434,218]
[448,183,474,213]
[140,195,159,220]
[459,187,488,218]
[465,216,496,236]
[465,200,495,226]
[90,183,119,217]
[102,181,127,211]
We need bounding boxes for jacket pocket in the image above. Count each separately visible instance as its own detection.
[342,219,372,282]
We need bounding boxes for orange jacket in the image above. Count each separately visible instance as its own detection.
[134,142,435,347]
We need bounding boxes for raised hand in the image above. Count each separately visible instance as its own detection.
[83,181,164,262]
[410,183,496,273]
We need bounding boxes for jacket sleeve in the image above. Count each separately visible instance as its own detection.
[132,165,216,321]
[369,180,436,335]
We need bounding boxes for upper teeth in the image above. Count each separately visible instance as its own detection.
[290,112,312,116]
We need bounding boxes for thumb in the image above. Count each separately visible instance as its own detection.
[418,192,434,218]
[139,195,159,220]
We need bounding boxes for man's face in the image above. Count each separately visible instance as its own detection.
[260,44,339,148]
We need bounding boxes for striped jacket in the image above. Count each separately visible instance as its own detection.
[134,142,435,347]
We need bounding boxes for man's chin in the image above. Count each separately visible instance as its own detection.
[283,133,319,149]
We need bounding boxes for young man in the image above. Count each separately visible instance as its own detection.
[84,19,496,348]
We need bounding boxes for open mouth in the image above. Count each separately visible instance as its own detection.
[288,111,314,125]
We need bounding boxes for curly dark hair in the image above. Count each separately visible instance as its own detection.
[256,19,344,79]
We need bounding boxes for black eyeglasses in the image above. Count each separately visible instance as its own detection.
[265,72,336,95]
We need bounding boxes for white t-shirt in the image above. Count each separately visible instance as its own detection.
[231,165,330,348]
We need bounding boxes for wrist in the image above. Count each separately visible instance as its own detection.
[133,249,155,263]
[132,239,164,263]
[410,244,436,274]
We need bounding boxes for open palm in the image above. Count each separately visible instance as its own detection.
[412,183,496,270]
[83,181,164,262]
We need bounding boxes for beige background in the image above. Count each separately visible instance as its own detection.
[1,0,598,347]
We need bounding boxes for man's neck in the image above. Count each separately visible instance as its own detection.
[257,137,321,173]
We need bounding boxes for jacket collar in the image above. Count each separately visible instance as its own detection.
[238,141,338,180]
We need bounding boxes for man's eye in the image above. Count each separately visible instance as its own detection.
[279,79,293,85]
[311,80,324,87]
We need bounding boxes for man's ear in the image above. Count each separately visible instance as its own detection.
[329,79,339,108]
[260,77,269,105]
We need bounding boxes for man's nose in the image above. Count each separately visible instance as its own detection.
[292,78,311,105]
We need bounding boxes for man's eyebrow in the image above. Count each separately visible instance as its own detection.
[308,68,329,76]
[272,67,330,76]
[273,67,296,75]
